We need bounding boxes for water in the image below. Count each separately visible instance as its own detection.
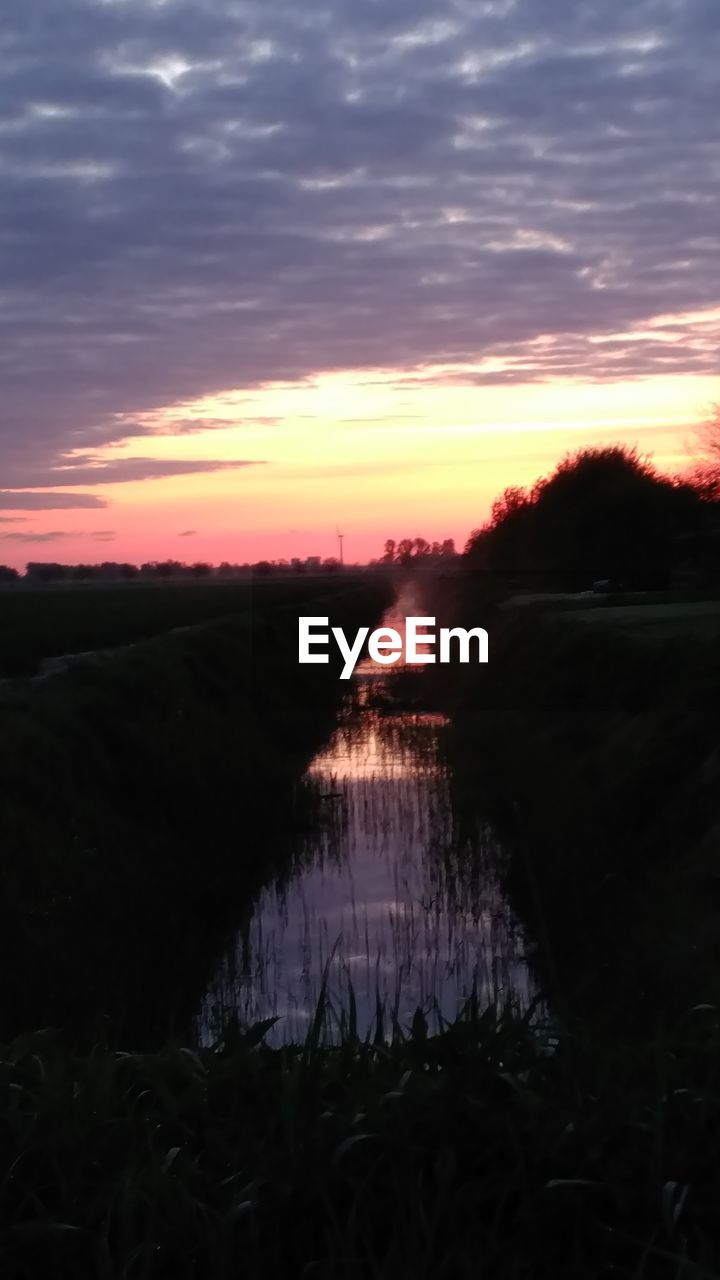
[198,590,534,1044]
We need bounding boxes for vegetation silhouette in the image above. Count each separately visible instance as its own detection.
[4,432,720,1277]
[421,432,720,1038]
[465,444,716,588]
[0,575,393,1044]
[381,537,456,565]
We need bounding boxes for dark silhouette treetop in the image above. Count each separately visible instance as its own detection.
[465,444,706,586]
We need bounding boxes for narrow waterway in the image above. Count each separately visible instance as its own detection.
[198,589,534,1044]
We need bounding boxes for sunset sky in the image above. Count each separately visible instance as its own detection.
[1,0,718,567]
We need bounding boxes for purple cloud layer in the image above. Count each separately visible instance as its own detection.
[0,0,718,489]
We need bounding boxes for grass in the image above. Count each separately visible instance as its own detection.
[420,568,720,1031]
[0,574,376,677]
[558,600,720,642]
[1,997,720,1278]
[0,574,394,1044]
[4,567,720,1277]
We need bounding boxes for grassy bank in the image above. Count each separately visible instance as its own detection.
[0,574,379,677]
[0,575,394,1044]
[2,1002,719,1279]
[421,571,720,1029]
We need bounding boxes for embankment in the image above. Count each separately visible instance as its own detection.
[0,575,394,1044]
[422,572,720,1027]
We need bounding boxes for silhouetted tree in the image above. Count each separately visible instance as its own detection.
[139,560,185,578]
[466,445,706,587]
[381,537,457,564]
[0,565,19,582]
[25,562,70,583]
[694,403,720,467]
[686,465,720,504]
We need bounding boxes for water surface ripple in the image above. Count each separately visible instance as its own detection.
[198,591,534,1044]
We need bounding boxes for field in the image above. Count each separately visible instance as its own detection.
[0,575,376,677]
[0,573,395,1044]
[561,598,720,642]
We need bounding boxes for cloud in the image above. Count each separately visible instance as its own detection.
[0,492,108,510]
[165,416,280,434]
[0,530,74,543]
[178,529,197,536]
[0,0,718,488]
[30,457,265,486]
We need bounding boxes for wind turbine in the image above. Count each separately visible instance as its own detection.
[336,526,345,566]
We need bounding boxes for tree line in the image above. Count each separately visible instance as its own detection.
[0,560,216,584]
[0,559,344,585]
[380,538,456,565]
[465,440,720,588]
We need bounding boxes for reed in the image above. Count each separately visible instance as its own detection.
[0,576,394,1044]
[1,995,719,1278]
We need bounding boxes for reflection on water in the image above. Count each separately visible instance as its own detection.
[198,590,534,1044]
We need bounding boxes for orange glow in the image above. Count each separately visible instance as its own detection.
[5,366,717,568]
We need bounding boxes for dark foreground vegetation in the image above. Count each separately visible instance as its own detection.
[0,574,393,1044]
[396,443,720,1276]
[3,1002,720,1280]
[426,446,720,1028]
[430,589,720,1024]
[4,444,720,1278]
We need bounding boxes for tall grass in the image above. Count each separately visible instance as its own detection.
[421,567,720,1031]
[2,572,720,1277]
[1,997,719,1278]
[0,576,393,1045]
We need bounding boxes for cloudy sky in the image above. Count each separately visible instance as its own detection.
[1,0,718,564]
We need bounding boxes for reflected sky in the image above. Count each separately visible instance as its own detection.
[198,591,534,1044]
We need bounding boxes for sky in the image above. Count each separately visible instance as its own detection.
[1,0,718,568]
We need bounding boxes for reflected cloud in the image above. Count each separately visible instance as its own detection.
[199,592,534,1045]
